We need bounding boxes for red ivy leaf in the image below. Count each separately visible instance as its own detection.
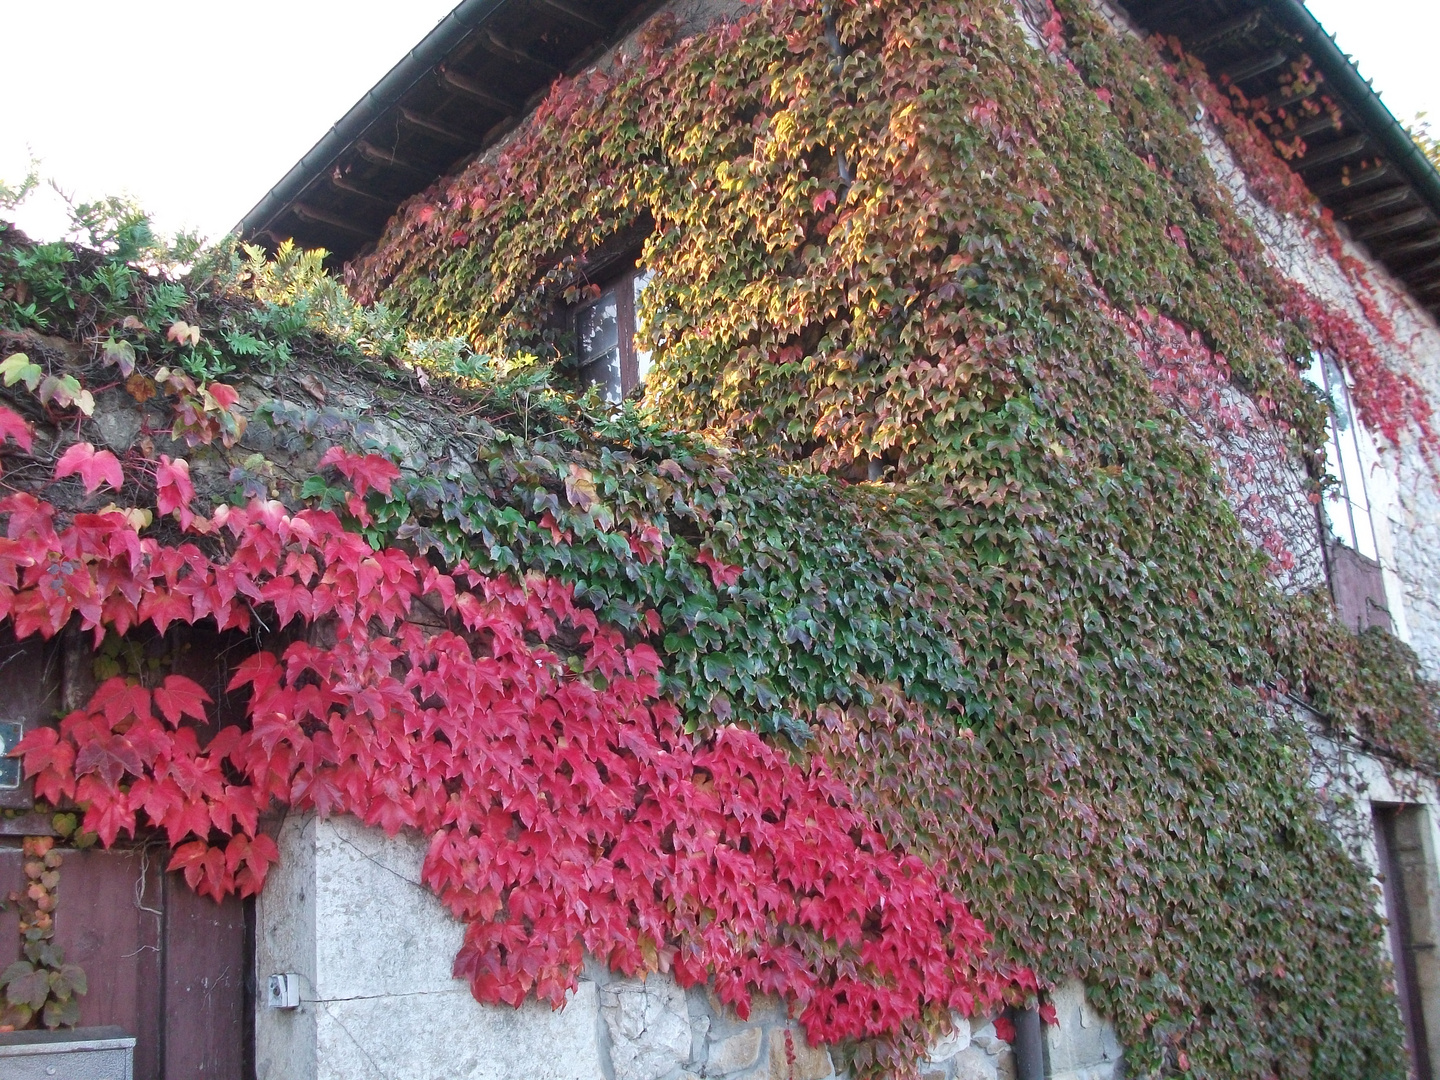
[319,446,401,499]
[153,675,212,727]
[0,406,33,452]
[53,442,123,494]
[156,456,196,529]
[695,546,742,588]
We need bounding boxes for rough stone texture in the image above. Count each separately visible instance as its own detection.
[920,1015,1017,1080]
[90,390,142,452]
[765,1027,833,1080]
[255,813,318,1080]
[311,816,464,1000]
[690,1012,713,1069]
[316,984,602,1080]
[1045,980,1124,1080]
[949,1047,998,1080]
[707,1028,762,1075]
[927,1015,972,1062]
[601,977,694,1080]
[255,815,607,1080]
[256,815,1143,1080]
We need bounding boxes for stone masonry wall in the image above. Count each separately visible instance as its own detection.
[249,7,1440,1080]
[1084,2,1440,675]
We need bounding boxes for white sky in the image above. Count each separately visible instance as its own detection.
[0,0,458,243]
[1,0,1436,246]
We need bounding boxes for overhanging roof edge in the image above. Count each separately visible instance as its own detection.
[237,0,513,243]
[1268,0,1440,227]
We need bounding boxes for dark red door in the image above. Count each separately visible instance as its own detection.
[2,840,251,1080]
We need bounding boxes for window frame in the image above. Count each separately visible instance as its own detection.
[1305,352,1382,561]
[572,266,652,403]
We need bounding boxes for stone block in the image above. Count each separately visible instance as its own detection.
[950,1047,998,1080]
[928,1014,971,1062]
[312,817,463,999]
[315,981,603,1080]
[690,1012,711,1067]
[766,1027,833,1080]
[970,1021,1004,1057]
[601,975,694,1080]
[255,814,318,1080]
[708,1028,761,1075]
[1044,980,1122,1076]
[92,393,142,452]
[707,988,785,1025]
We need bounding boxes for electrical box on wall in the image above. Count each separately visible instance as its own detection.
[267,972,303,1009]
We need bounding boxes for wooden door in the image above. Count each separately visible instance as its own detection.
[2,841,252,1080]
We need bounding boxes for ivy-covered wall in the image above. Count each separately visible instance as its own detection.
[3,0,1440,1075]
[1189,91,1440,672]
[343,0,1440,1075]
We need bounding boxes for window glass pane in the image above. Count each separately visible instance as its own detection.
[1303,353,1380,560]
[633,270,654,384]
[1324,411,1359,552]
[0,720,21,789]
[1326,356,1380,560]
[582,347,623,404]
[577,291,619,361]
[1338,415,1378,560]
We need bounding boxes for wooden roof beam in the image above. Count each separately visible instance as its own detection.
[354,140,433,178]
[438,65,519,116]
[1189,9,1263,52]
[1403,255,1440,279]
[480,28,562,74]
[1338,186,1413,219]
[292,203,379,239]
[1290,112,1343,140]
[1375,232,1440,259]
[532,0,610,33]
[1353,208,1432,241]
[399,107,486,147]
[1294,134,1368,172]
[328,170,403,209]
[1221,49,1288,84]
[1253,80,1321,114]
[1311,163,1391,198]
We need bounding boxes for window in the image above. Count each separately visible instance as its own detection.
[1304,353,1380,560]
[574,268,653,403]
[1304,354,1394,630]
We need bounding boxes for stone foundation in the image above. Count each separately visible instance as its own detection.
[256,815,1126,1080]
